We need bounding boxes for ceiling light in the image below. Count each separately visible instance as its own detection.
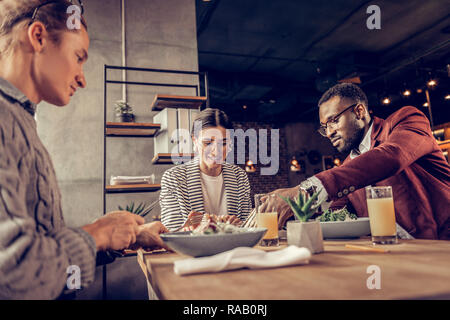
[427,79,437,87]
[445,94,450,100]
[402,89,411,97]
[382,97,391,105]
[423,102,429,107]
[333,158,341,166]
[245,160,256,173]
[417,88,423,93]
[290,158,300,172]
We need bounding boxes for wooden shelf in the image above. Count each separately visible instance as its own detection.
[150,94,206,111]
[437,139,450,150]
[152,153,194,164]
[105,184,161,193]
[106,122,160,137]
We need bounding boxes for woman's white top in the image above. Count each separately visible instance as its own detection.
[200,172,228,216]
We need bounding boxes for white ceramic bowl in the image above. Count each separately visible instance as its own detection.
[160,228,267,257]
[320,218,371,239]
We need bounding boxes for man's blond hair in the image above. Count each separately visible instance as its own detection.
[0,0,87,57]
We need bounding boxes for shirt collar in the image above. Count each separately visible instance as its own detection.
[0,77,37,116]
[350,120,373,159]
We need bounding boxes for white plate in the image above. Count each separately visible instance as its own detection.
[320,218,371,239]
[161,228,267,257]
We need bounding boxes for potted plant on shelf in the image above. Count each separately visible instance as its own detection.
[279,189,325,254]
[115,100,135,122]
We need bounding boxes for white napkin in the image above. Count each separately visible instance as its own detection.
[173,245,311,276]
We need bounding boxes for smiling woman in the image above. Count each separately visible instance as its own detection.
[160,108,252,232]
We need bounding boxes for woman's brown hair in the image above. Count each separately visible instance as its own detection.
[191,108,233,138]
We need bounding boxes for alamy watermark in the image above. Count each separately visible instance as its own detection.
[366,5,381,30]
[366,265,381,289]
[66,5,82,30]
[66,265,81,290]
[170,121,280,175]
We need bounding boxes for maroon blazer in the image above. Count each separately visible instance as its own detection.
[315,106,450,240]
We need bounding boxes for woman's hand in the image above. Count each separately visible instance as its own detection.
[180,211,204,231]
[206,213,242,226]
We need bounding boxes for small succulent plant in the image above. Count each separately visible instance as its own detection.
[114,100,134,115]
[279,189,324,222]
[118,201,154,217]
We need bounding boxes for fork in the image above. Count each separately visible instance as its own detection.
[172,214,205,232]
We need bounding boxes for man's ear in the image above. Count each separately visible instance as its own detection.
[27,21,49,53]
[355,103,367,120]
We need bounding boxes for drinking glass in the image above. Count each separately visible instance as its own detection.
[254,194,279,247]
[365,186,398,244]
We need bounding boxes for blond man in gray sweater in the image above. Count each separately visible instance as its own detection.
[0,0,168,299]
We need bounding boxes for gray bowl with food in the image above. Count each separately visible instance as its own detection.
[161,226,268,257]
[317,207,370,239]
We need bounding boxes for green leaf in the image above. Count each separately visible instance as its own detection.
[294,191,302,208]
[135,202,143,214]
[279,195,306,222]
[118,205,123,211]
[301,190,320,214]
[129,202,135,213]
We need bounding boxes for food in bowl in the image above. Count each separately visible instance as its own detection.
[161,227,268,257]
[192,219,245,235]
[316,207,357,222]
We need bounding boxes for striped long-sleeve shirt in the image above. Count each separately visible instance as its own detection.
[160,158,251,231]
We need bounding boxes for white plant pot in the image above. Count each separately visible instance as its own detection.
[287,220,324,254]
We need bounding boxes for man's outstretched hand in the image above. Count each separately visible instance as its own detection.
[259,187,307,229]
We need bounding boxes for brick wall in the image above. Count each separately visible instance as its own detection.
[231,121,290,204]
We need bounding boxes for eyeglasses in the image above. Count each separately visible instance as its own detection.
[28,0,84,26]
[317,103,358,137]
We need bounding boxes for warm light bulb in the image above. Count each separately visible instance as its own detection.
[423,102,429,107]
[382,97,391,105]
[445,94,450,100]
[242,105,247,109]
[402,90,411,96]
[246,160,253,166]
[427,79,437,87]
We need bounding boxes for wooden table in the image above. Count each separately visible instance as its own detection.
[137,238,450,300]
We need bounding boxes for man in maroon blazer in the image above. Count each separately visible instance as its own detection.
[271,83,450,240]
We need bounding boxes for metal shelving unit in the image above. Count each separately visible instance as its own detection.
[102,64,208,299]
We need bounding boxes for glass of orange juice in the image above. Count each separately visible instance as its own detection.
[365,186,397,244]
[255,194,279,247]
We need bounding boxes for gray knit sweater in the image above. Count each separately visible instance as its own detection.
[0,78,97,299]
